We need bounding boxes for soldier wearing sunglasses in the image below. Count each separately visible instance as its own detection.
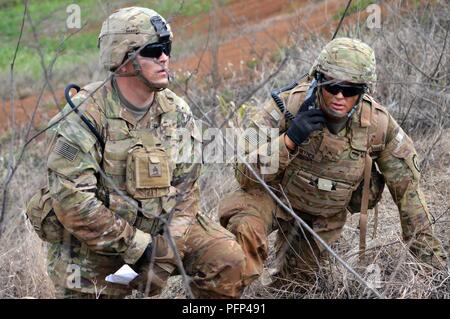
[30,7,246,299]
[218,37,447,287]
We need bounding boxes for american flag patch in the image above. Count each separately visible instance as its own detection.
[270,109,280,121]
[53,139,79,161]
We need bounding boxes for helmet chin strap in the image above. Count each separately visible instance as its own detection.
[115,51,170,92]
[346,92,365,119]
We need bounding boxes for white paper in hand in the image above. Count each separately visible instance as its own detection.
[105,264,138,285]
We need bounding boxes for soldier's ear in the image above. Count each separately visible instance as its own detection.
[118,60,134,74]
[119,64,128,73]
[118,52,134,72]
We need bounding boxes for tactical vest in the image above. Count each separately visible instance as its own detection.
[269,82,389,257]
[24,83,199,295]
[95,85,182,236]
[280,101,387,215]
[26,83,185,243]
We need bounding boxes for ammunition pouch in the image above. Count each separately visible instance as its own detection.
[283,169,356,217]
[25,186,65,243]
[347,162,385,214]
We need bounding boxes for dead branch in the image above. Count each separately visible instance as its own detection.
[0,0,28,232]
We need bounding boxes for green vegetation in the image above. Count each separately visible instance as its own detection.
[0,0,220,75]
[246,58,260,70]
[149,0,217,18]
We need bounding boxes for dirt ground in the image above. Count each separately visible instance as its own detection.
[171,0,352,75]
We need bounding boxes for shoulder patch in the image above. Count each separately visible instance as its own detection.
[263,100,282,122]
[54,107,98,153]
[269,108,281,121]
[53,139,80,161]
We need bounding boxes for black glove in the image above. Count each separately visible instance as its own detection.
[286,109,326,146]
[129,242,154,290]
[134,242,154,270]
[130,236,172,295]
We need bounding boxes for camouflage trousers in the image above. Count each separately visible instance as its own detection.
[49,213,246,299]
[218,188,348,286]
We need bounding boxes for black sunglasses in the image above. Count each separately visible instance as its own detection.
[138,41,172,59]
[320,79,366,97]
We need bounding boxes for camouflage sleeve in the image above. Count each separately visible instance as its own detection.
[235,98,298,189]
[47,93,150,265]
[376,114,447,269]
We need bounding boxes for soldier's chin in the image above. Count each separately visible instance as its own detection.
[149,79,169,90]
[320,104,347,122]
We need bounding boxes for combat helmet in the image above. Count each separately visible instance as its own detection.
[98,7,173,71]
[309,37,377,89]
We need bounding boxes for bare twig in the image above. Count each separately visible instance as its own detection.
[400,97,416,127]
[0,0,28,230]
[163,225,194,299]
[218,54,289,130]
[421,128,444,171]
[429,28,448,79]
[0,23,87,236]
[25,3,61,109]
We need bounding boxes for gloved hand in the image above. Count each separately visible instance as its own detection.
[128,240,153,290]
[134,242,154,270]
[129,235,174,296]
[286,109,326,146]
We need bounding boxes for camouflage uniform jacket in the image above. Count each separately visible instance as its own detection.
[46,81,202,295]
[236,79,446,268]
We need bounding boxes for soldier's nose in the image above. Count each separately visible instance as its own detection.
[335,92,345,99]
[159,52,169,63]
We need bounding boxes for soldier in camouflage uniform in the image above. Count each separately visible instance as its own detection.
[27,7,246,299]
[218,37,447,285]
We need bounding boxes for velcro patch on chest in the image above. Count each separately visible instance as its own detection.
[53,139,80,161]
[149,156,162,177]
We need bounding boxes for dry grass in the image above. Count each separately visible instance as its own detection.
[0,0,448,298]
[0,137,54,299]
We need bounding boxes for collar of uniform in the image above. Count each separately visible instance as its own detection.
[117,92,168,128]
[106,78,144,126]
[106,82,176,123]
[155,90,176,114]
[132,92,172,127]
[105,82,126,120]
[106,81,152,126]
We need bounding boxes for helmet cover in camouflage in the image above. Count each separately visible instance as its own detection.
[309,37,377,86]
[98,7,173,71]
